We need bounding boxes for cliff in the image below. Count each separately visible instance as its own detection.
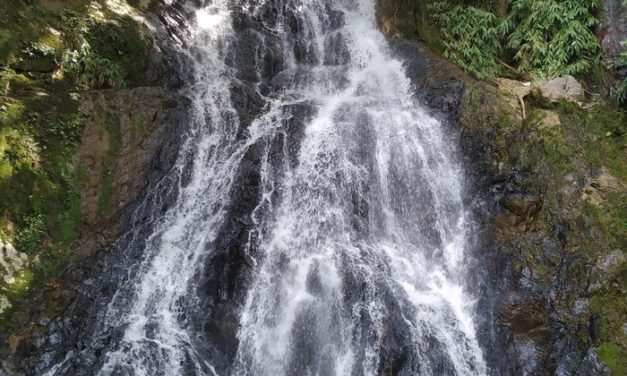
[380,1,626,373]
[0,0,190,369]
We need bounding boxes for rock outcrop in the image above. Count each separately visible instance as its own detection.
[389,38,624,375]
[0,1,192,373]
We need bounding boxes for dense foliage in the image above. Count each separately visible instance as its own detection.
[429,3,502,80]
[500,0,601,78]
[426,0,602,80]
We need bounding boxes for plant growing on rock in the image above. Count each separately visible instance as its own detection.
[15,215,46,254]
[62,42,125,89]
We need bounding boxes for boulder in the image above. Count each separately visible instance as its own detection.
[582,166,624,205]
[597,249,625,276]
[537,76,584,102]
[501,193,541,219]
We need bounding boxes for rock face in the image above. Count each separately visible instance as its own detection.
[10,43,58,73]
[389,38,623,375]
[600,0,627,61]
[600,0,627,97]
[76,87,188,229]
[537,76,585,102]
[0,1,192,373]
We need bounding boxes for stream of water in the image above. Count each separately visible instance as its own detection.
[46,1,487,375]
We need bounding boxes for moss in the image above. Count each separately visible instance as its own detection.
[130,117,148,144]
[526,108,574,179]
[460,78,626,371]
[97,112,121,217]
[596,342,626,375]
[0,0,159,333]
[549,101,626,180]
[4,268,34,298]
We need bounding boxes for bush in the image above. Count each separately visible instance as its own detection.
[429,2,503,80]
[15,215,46,254]
[62,43,125,89]
[499,0,601,78]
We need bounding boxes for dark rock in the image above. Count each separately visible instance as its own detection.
[579,348,611,376]
[600,0,627,61]
[501,193,541,219]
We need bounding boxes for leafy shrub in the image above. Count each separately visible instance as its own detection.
[59,12,127,89]
[62,43,125,89]
[429,2,503,80]
[499,0,601,78]
[615,41,627,106]
[15,215,46,254]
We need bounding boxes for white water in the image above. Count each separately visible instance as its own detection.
[46,0,487,375]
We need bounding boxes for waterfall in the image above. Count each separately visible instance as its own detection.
[44,0,487,375]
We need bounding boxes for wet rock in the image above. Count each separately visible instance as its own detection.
[323,33,350,66]
[555,351,582,376]
[537,76,584,102]
[599,0,627,60]
[516,340,541,375]
[387,40,466,119]
[0,3,193,374]
[230,81,266,131]
[572,299,589,316]
[501,302,547,338]
[579,349,611,376]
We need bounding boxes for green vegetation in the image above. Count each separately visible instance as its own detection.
[429,3,502,80]
[388,0,605,82]
[15,215,46,254]
[616,41,627,106]
[596,343,622,373]
[461,80,626,371]
[500,0,600,78]
[0,0,153,327]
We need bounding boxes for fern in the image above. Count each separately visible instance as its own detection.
[62,42,125,89]
[429,3,502,80]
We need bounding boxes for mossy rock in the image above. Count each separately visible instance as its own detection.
[10,43,58,73]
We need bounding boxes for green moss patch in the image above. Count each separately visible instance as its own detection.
[0,0,155,330]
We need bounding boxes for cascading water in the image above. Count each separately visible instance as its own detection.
[43,0,487,375]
